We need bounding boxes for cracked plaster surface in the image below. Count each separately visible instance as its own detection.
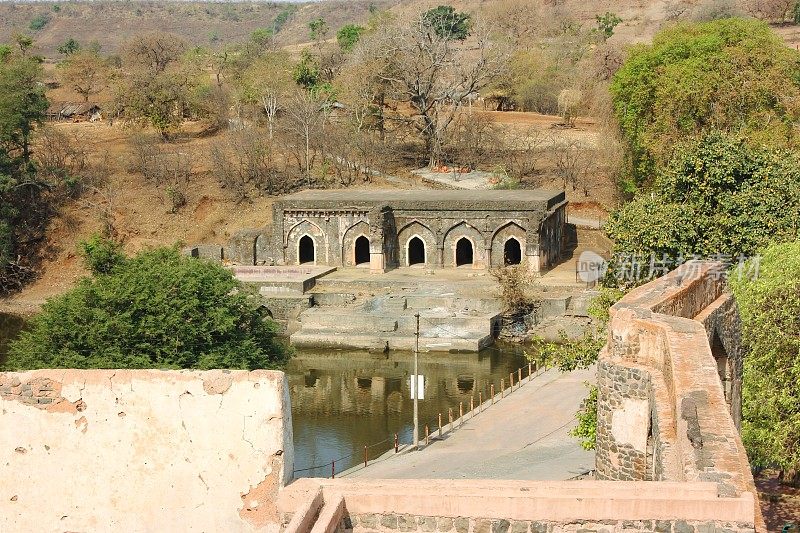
[0,369,292,532]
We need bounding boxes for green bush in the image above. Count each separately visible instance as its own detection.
[595,12,622,40]
[605,132,800,262]
[527,288,623,451]
[79,234,125,275]
[6,246,289,371]
[611,18,800,188]
[729,241,800,484]
[29,14,51,31]
[337,24,365,52]
[570,383,597,450]
[422,5,471,40]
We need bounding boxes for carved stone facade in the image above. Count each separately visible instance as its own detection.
[268,190,567,273]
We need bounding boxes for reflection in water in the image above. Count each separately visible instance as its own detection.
[0,313,531,478]
[287,344,530,477]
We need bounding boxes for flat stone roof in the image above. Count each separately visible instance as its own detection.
[277,189,566,211]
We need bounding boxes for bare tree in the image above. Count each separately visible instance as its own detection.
[126,133,194,212]
[552,137,592,193]
[557,89,582,127]
[210,129,283,202]
[505,127,546,180]
[122,32,187,73]
[356,15,507,167]
[281,91,324,186]
[237,51,293,139]
[34,127,89,187]
[744,0,794,21]
[57,50,110,102]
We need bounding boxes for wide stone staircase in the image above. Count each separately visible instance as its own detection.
[290,293,503,352]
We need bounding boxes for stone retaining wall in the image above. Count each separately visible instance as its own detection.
[277,479,756,533]
[595,261,760,527]
[341,514,751,533]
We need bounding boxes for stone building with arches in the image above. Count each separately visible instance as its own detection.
[265,189,567,274]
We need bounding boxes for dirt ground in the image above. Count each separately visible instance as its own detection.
[756,470,800,531]
[0,105,615,315]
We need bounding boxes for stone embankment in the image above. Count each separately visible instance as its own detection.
[596,260,762,529]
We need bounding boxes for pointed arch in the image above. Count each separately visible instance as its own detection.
[341,220,371,267]
[286,219,327,265]
[397,220,436,267]
[491,221,527,268]
[443,221,485,268]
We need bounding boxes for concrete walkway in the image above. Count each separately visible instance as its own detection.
[342,367,595,480]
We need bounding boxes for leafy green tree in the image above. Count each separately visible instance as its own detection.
[595,12,622,40]
[293,49,321,91]
[422,5,471,40]
[528,287,623,450]
[611,18,800,188]
[605,132,800,261]
[0,47,48,293]
[6,246,289,370]
[571,384,597,450]
[337,24,365,52]
[57,38,80,56]
[250,28,274,50]
[729,241,800,485]
[113,32,209,138]
[308,17,329,43]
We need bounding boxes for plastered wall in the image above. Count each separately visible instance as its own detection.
[0,369,293,533]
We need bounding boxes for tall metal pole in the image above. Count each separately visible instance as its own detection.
[413,312,420,449]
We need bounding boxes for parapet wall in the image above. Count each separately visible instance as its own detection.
[596,262,760,524]
[277,479,757,533]
[0,369,293,532]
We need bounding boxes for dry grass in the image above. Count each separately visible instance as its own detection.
[0,1,397,57]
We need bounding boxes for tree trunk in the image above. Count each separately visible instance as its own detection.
[780,468,800,487]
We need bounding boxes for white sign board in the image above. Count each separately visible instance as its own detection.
[410,375,425,400]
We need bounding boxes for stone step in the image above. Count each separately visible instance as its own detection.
[290,330,493,352]
[298,310,499,337]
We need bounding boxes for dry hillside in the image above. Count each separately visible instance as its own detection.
[0,0,770,59]
[2,0,799,313]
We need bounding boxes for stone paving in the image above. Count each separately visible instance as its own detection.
[342,367,595,480]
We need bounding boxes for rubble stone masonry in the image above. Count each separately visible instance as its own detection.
[595,261,761,526]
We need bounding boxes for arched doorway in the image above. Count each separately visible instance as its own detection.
[354,235,370,266]
[299,235,315,264]
[408,236,425,266]
[504,238,522,265]
[455,238,474,266]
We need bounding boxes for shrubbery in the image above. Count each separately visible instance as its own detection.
[605,132,800,261]
[730,240,800,485]
[5,244,289,371]
[611,18,800,190]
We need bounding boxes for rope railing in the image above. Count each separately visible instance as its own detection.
[413,357,550,450]
[293,316,551,478]
[292,434,398,478]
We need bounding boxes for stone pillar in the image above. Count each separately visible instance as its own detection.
[370,252,385,274]
[369,207,387,274]
[596,360,652,481]
[435,245,445,269]
[526,242,541,273]
[483,246,493,269]
[272,203,287,266]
